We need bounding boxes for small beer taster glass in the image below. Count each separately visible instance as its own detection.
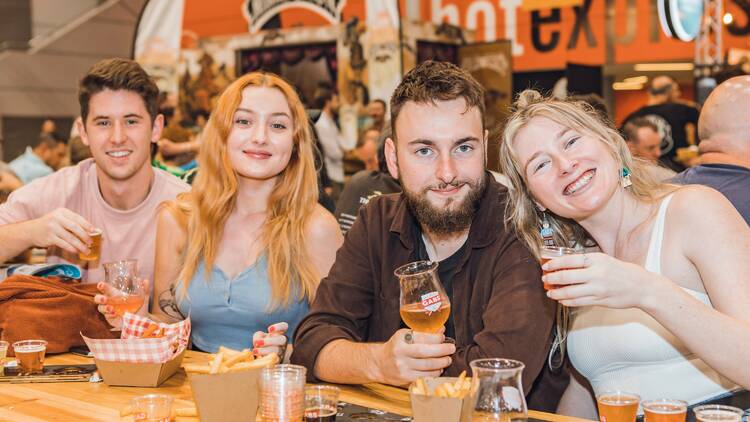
[642,399,688,422]
[540,246,583,291]
[596,391,640,422]
[13,340,47,375]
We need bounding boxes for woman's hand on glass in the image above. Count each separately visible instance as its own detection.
[253,322,289,359]
[542,252,655,309]
[93,279,150,329]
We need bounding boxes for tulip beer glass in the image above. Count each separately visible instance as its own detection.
[395,261,451,334]
[103,259,145,317]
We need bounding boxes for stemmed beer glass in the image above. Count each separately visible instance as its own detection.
[395,261,452,336]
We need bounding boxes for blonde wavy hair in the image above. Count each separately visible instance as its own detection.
[498,89,678,258]
[175,72,320,310]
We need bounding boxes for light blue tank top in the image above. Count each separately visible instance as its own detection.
[176,255,309,353]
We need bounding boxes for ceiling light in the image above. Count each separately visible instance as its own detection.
[623,76,649,84]
[723,13,734,25]
[634,63,694,71]
[613,82,645,91]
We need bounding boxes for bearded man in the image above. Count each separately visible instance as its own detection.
[291,61,567,411]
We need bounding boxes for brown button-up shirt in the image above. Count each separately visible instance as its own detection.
[292,176,566,409]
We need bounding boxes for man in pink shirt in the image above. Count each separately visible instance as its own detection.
[0,58,189,284]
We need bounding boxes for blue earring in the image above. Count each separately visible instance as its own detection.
[540,212,555,246]
[620,167,632,188]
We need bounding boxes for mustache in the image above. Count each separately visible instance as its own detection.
[424,180,472,192]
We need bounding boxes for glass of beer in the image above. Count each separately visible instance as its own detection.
[643,399,688,422]
[103,260,145,317]
[131,394,173,422]
[596,391,640,422]
[0,341,8,376]
[540,246,583,290]
[693,405,744,422]
[78,228,103,261]
[13,340,47,375]
[395,261,451,335]
[304,385,340,422]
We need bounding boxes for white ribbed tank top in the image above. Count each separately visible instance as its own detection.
[566,194,737,409]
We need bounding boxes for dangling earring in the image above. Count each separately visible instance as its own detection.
[620,167,632,188]
[540,212,555,247]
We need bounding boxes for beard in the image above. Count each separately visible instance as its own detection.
[401,173,487,236]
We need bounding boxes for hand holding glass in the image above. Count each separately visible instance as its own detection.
[395,261,451,334]
[103,260,145,317]
[540,246,584,290]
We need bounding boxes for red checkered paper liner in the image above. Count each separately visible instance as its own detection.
[82,313,191,363]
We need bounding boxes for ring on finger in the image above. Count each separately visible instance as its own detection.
[404,330,414,345]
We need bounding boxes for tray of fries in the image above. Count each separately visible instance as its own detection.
[185,346,279,422]
[81,313,190,387]
[409,372,473,422]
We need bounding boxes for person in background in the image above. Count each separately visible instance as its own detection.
[499,90,750,418]
[335,128,401,234]
[40,118,57,136]
[622,75,699,171]
[313,85,350,202]
[672,75,750,225]
[0,58,189,283]
[292,61,564,411]
[343,127,380,177]
[622,117,676,181]
[98,72,342,359]
[366,99,387,132]
[68,136,92,165]
[9,132,67,184]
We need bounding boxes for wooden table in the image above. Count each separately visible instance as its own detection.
[0,352,587,421]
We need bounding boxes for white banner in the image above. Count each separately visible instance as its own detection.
[134,0,185,101]
[365,0,402,111]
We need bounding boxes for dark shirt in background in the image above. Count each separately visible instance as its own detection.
[334,170,400,234]
[672,163,750,225]
[624,102,700,171]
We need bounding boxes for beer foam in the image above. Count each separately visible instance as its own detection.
[14,345,46,353]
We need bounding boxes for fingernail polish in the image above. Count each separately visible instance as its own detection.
[268,326,275,332]
[255,339,264,347]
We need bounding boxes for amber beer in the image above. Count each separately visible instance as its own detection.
[109,294,145,316]
[540,246,582,291]
[643,399,687,422]
[78,229,103,261]
[13,340,47,375]
[400,302,451,333]
[596,392,640,422]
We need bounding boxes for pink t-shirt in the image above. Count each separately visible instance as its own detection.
[0,159,189,284]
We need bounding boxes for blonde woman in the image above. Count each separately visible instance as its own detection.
[498,90,750,417]
[97,72,342,358]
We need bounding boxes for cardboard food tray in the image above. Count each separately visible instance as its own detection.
[409,377,473,422]
[94,349,185,387]
[188,367,263,422]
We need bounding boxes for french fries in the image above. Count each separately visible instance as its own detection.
[411,371,472,399]
[140,322,166,339]
[183,346,279,375]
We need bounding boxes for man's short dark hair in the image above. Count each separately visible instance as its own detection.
[389,60,485,140]
[371,98,386,108]
[622,117,659,144]
[78,58,159,124]
[35,132,66,149]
